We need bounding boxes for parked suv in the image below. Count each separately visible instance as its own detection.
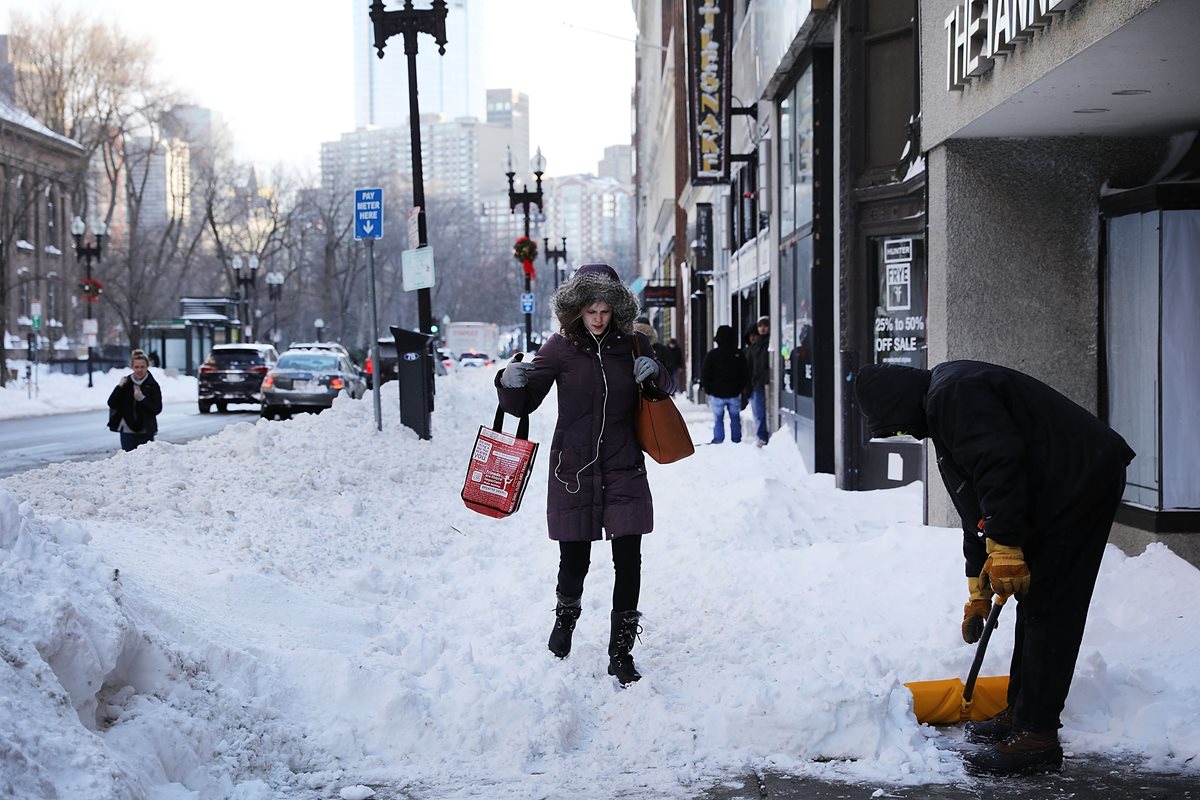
[198,343,279,413]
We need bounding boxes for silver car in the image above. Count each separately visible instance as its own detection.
[260,350,367,420]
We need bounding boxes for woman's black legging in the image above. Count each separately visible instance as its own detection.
[555,535,642,612]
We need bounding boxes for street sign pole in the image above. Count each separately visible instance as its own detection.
[355,187,385,433]
[367,238,383,432]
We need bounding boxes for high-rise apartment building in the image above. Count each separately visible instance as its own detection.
[542,174,635,276]
[484,89,529,193]
[320,115,512,207]
[128,136,191,228]
[352,0,484,129]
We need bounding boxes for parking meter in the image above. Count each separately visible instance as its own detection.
[389,326,435,440]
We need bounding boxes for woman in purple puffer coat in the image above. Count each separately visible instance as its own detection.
[496,263,674,685]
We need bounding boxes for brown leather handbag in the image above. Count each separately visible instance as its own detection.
[632,337,695,464]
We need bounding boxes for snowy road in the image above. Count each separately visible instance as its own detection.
[0,401,259,478]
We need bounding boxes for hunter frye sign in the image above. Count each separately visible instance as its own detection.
[685,0,732,184]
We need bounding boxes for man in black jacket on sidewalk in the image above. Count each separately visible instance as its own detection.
[700,324,749,444]
[855,360,1135,776]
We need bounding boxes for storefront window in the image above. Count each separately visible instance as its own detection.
[780,94,794,234]
[795,67,813,233]
[1105,208,1200,510]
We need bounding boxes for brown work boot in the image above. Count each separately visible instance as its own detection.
[964,706,1014,744]
[964,728,1063,776]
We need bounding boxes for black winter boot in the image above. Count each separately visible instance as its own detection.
[963,728,1063,776]
[607,610,642,685]
[964,706,1014,744]
[548,594,582,658]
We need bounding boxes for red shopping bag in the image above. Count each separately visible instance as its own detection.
[461,406,539,518]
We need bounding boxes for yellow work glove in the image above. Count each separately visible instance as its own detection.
[982,538,1031,596]
[962,575,991,644]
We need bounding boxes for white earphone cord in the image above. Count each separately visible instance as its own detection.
[554,330,608,495]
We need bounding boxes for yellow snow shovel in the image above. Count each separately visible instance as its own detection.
[906,594,1011,724]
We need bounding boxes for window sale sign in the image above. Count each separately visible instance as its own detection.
[685,0,732,184]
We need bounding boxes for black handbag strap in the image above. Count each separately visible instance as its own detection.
[492,405,531,440]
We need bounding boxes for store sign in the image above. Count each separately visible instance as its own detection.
[874,238,926,369]
[685,0,732,184]
[644,284,677,308]
[944,0,1083,92]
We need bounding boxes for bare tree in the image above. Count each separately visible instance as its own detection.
[10,7,158,213]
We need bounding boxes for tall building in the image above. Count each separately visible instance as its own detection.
[543,174,635,276]
[352,0,485,129]
[320,114,512,207]
[597,145,634,187]
[128,137,191,228]
[484,89,530,193]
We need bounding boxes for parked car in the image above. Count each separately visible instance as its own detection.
[198,343,279,413]
[363,337,399,390]
[289,341,351,358]
[458,350,493,368]
[260,349,367,419]
[436,347,456,376]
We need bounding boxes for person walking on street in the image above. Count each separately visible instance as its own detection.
[107,348,163,452]
[855,360,1135,777]
[700,324,748,444]
[664,338,684,394]
[746,316,771,446]
[496,263,674,685]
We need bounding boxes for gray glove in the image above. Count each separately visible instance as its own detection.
[633,356,658,383]
[500,359,535,389]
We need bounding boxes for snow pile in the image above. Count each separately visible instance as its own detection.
[0,364,198,419]
[1,367,1198,798]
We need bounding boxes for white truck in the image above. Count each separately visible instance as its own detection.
[443,321,500,359]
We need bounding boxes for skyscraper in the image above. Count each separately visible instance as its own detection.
[353,0,485,129]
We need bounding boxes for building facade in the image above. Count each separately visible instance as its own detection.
[633,0,1200,564]
[0,93,84,378]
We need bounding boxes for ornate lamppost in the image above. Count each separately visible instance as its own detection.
[507,146,545,350]
[265,271,285,345]
[369,0,447,341]
[70,216,106,388]
[231,255,259,341]
[313,318,325,343]
[544,236,568,290]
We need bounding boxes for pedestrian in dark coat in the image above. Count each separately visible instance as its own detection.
[745,316,771,446]
[700,324,748,443]
[107,348,163,452]
[855,360,1134,777]
[663,338,684,392]
[496,262,673,684]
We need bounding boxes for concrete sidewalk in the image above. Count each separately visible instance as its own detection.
[700,757,1200,800]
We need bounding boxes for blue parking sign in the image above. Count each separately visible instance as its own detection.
[355,188,383,240]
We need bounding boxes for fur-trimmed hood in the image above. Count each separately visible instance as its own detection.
[551,263,640,335]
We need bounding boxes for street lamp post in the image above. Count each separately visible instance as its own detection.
[544,236,568,290]
[313,318,325,343]
[507,146,545,350]
[370,0,447,341]
[71,216,105,389]
[266,271,285,345]
[231,255,259,341]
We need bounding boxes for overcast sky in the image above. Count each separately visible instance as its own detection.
[0,0,638,178]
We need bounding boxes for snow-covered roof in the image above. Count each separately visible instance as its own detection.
[0,93,84,152]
